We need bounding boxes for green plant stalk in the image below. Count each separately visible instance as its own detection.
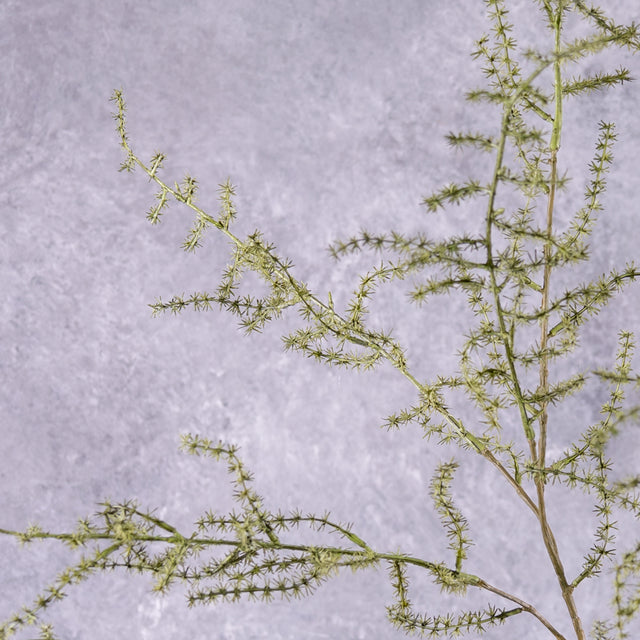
[0,524,567,639]
[530,7,585,640]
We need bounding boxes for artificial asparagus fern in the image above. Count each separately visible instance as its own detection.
[2,1,640,638]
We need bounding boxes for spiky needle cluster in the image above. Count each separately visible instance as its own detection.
[2,1,640,639]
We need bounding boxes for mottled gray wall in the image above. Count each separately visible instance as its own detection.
[1,1,639,639]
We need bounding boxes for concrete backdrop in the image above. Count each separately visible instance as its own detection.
[1,1,639,638]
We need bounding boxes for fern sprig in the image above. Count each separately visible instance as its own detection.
[430,461,473,574]
[5,3,640,638]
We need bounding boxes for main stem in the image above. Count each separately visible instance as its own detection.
[533,5,585,639]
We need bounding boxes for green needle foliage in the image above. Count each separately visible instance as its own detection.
[2,1,640,639]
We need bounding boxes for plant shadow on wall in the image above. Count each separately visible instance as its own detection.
[2,2,640,639]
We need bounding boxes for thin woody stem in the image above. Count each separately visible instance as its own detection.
[0,525,565,639]
[475,578,568,640]
[532,6,585,639]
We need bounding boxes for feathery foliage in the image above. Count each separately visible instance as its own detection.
[2,1,640,639]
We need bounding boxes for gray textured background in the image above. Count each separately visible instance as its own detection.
[1,1,639,639]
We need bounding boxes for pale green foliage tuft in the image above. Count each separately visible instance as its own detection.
[430,461,473,577]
